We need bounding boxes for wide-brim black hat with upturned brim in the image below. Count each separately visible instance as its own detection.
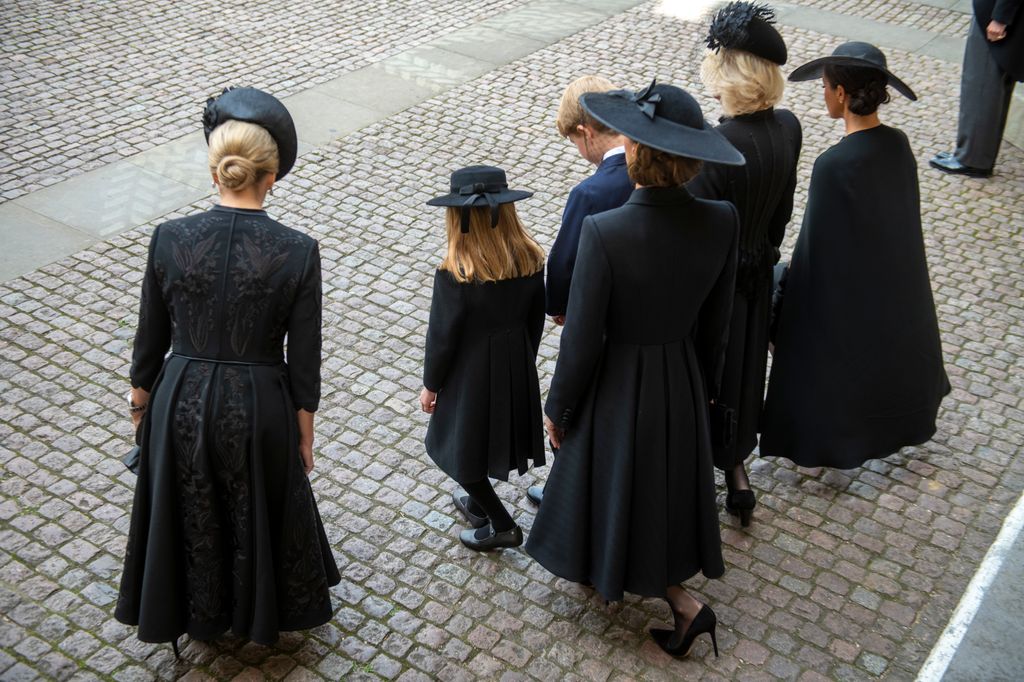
[202,87,298,180]
[427,165,533,233]
[580,81,745,165]
[788,41,917,101]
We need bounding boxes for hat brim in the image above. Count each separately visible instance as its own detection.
[788,57,917,101]
[426,189,533,207]
[580,93,745,166]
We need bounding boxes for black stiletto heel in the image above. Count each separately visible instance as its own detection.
[649,603,719,659]
[171,638,180,659]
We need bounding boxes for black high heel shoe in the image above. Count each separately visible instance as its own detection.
[725,489,755,527]
[725,465,756,527]
[650,603,719,658]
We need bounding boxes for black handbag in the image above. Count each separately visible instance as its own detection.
[122,445,141,474]
[709,402,737,451]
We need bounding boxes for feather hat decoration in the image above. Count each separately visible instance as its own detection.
[706,2,787,65]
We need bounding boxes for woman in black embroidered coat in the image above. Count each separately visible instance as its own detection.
[420,165,546,552]
[526,82,743,658]
[116,89,339,648]
[761,44,950,468]
[687,2,802,525]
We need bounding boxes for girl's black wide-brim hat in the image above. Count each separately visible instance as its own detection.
[427,165,533,233]
[580,80,745,165]
[202,87,298,180]
[788,41,917,101]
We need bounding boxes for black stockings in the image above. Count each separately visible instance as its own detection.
[459,478,515,533]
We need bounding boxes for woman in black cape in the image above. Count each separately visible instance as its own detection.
[688,2,802,525]
[526,81,743,658]
[116,88,340,651]
[760,43,950,468]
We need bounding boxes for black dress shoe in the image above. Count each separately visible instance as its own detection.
[929,154,992,178]
[526,485,544,506]
[452,489,488,528]
[459,524,523,551]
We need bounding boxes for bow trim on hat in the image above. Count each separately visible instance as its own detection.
[458,182,504,233]
[612,79,662,121]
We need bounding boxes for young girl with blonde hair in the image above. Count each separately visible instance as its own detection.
[420,165,546,551]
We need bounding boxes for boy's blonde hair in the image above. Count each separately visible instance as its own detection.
[700,48,785,117]
[556,75,617,137]
[441,204,545,284]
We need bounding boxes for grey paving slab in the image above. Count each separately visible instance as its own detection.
[911,0,970,11]
[431,26,548,65]
[126,132,210,190]
[1005,91,1024,151]
[941,530,1024,681]
[918,33,969,62]
[378,45,500,92]
[776,2,943,54]
[480,0,609,42]
[283,91,386,147]
[317,66,444,117]
[13,161,208,238]
[0,204,95,281]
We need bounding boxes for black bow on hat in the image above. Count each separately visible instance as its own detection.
[426,166,533,233]
[202,87,299,180]
[580,79,745,165]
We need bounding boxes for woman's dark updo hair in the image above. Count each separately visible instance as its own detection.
[823,63,891,115]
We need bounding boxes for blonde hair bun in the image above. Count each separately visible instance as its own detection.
[208,119,279,191]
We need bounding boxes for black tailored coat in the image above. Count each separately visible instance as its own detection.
[115,206,340,645]
[688,108,802,469]
[423,269,546,482]
[975,0,1024,80]
[526,187,737,601]
[760,126,950,469]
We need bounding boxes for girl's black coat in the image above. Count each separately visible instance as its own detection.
[526,187,736,601]
[760,125,950,468]
[423,269,546,482]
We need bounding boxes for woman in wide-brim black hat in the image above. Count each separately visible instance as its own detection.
[759,43,950,469]
[115,87,341,652]
[687,1,803,527]
[526,79,742,659]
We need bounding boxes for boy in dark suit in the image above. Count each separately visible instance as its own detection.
[530,76,634,506]
[545,76,635,327]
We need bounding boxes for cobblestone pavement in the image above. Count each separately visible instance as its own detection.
[2,0,1023,680]
[0,0,532,203]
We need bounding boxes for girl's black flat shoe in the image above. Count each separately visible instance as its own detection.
[650,603,719,659]
[725,489,756,527]
[452,489,489,528]
[459,524,523,551]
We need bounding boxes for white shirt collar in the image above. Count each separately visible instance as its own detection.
[603,145,626,160]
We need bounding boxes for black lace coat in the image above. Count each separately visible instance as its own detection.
[115,206,340,645]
